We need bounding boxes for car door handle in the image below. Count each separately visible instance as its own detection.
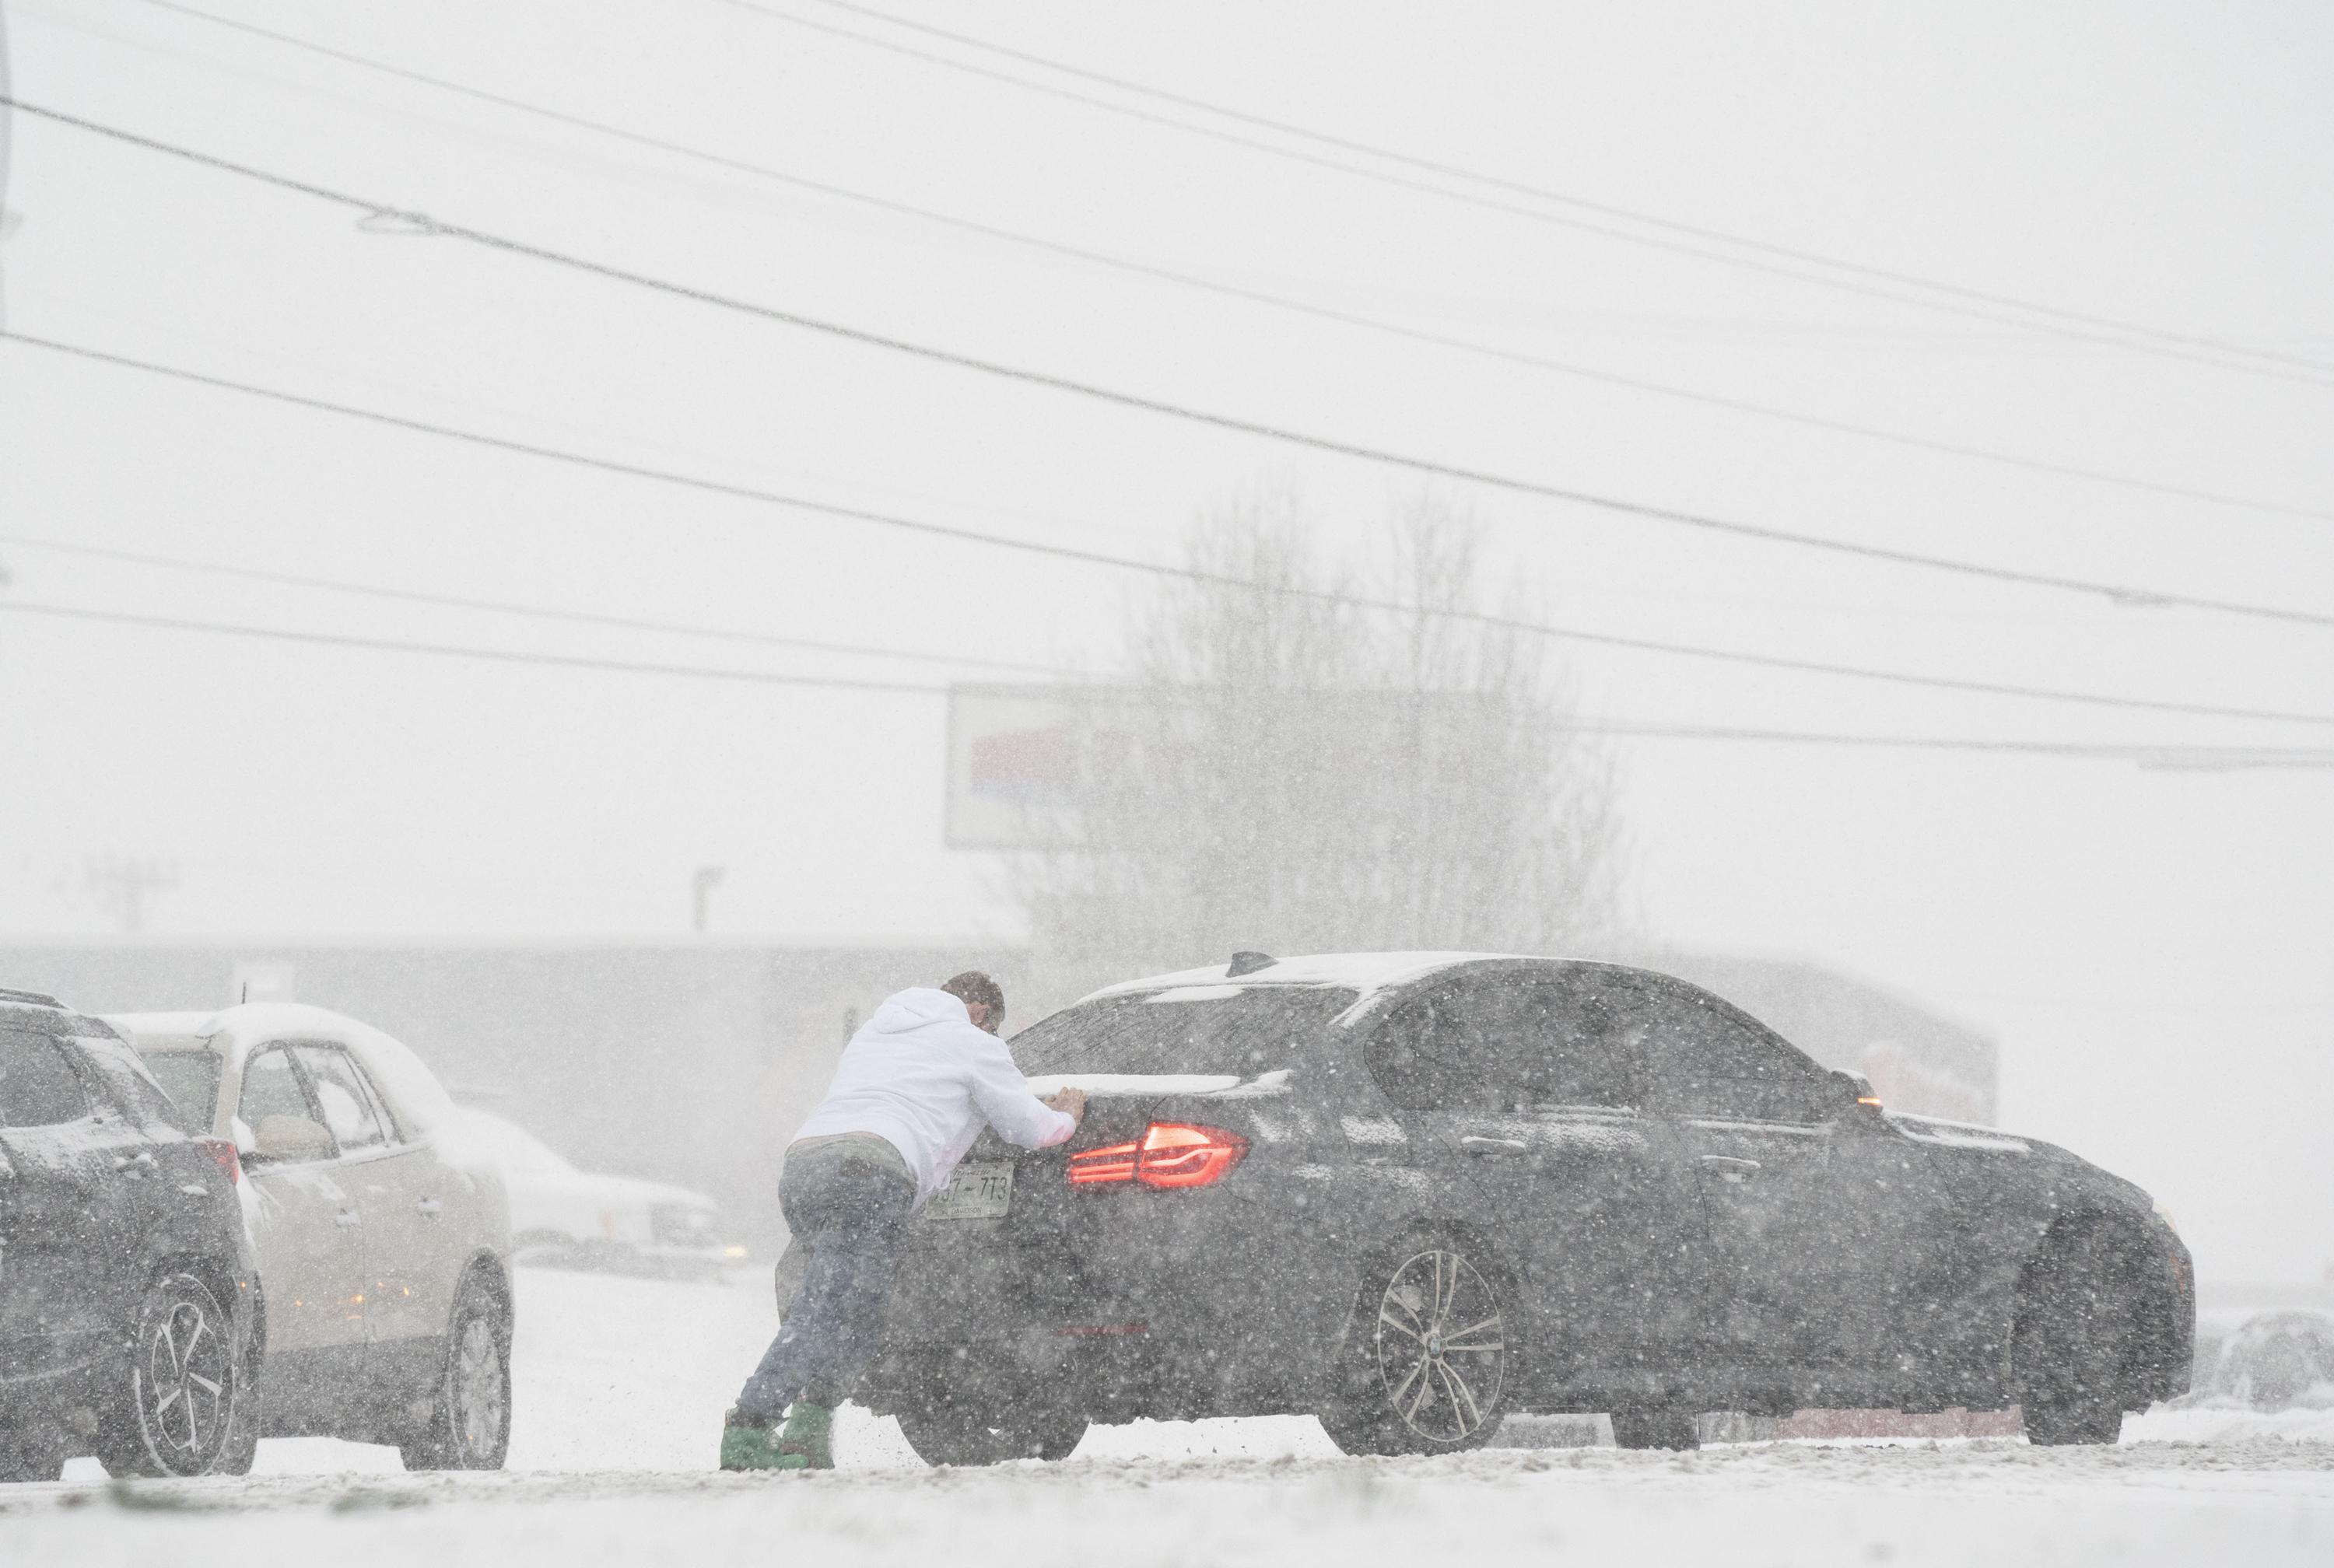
[1698,1154,1762,1183]
[414,1198,443,1217]
[335,1209,363,1227]
[1459,1136,1530,1156]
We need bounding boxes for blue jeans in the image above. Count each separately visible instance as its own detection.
[736,1139,916,1418]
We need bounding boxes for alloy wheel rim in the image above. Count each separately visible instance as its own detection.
[452,1316,506,1455]
[142,1293,230,1462]
[1372,1248,1505,1442]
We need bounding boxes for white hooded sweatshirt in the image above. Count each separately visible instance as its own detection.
[790,988,1075,1202]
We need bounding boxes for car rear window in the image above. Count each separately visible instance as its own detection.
[0,1028,93,1129]
[1012,985,1358,1076]
[140,1051,225,1129]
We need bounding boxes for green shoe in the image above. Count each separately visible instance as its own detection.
[776,1402,835,1471]
[719,1409,791,1472]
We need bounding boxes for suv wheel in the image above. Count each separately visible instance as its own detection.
[399,1277,512,1471]
[97,1272,245,1478]
[2015,1225,2137,1446]
[1318,1239,1512,1456]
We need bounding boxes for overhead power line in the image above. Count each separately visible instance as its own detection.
[0,530,1060,676]
[9,327,2334,734]
[9,96,2332,633]
[107,0,2332,525]
[801,0,2334,383]
[0,600,944,695]
[7,599,2329,771]
[706,0,2334,389]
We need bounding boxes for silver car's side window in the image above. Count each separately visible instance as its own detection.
[344,1053,405,1144]
[240,1045,332,1163]
[294,1045,390,1153]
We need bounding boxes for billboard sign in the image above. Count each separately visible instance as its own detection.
[945,684,1091,850]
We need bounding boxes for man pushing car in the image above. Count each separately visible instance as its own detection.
[721,971,1085,1471]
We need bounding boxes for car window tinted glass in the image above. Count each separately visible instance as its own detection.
[72,1038,191,1132]
[1519,975,1647,1108]
[138,1052,223,1129]
[1013,986,1357,1076]
[1365,972,1646,1112]
[1638,985,1831,1121]
[239,1045,321,1149]
[0,1029,92,1128]
[1367,986,1506,1111]
[294,1045,389,1151]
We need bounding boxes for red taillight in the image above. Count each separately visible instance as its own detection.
[1066,1140,1140,1185]
[1066,1122,1248,1190]
[198,1137,242,1185]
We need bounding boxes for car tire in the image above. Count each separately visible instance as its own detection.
[398,1276,512,1472]
[96,1272,247,1479]
[894,1402,1088,1466]
[1610,1409,1701,1451]
[1317,1237,1513,1458]
[2014,1224,2138,1447]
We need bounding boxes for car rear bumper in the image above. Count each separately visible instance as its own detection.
[864,1177,1357,1421]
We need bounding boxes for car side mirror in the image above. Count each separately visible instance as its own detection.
[1830,1069,1884,1118]
[252,1113,335,1162]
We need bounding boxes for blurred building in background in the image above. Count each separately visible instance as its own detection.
[0,941,1993,1256]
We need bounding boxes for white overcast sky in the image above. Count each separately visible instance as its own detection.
[1,1,2329,1281]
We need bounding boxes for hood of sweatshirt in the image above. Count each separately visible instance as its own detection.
[865,987,972,1038]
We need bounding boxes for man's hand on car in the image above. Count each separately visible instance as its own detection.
[1045,1087,1088,1125]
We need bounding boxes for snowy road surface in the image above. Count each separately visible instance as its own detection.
[4,1265,2328,1566]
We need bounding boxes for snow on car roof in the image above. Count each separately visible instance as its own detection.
[104,1002,459,1139]
[1078,951,1525,1006]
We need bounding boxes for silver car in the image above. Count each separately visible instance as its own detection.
[110,1004,516,1469]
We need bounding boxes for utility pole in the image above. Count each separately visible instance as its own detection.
[691,864,724,935]
[86,856,177,933]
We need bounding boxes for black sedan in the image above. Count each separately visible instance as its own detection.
[859,953,2192,1461]
[0,989,261,1482]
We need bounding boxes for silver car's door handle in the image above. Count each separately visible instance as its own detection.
[335,1209,363,1227]
[1698,1154,1762,1184]
[414,1198,443,1217]
[1459,1135,1530,1156]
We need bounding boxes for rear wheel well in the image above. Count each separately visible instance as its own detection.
[458,1254,515,1348]
[1369,1221,1519,1290]
[1339,1220,1526,1362]
[151,1251,257,1353]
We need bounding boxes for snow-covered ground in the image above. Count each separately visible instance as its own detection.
[4,1265,2329,1566]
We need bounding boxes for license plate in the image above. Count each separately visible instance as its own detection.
[924,1161,1013,1220]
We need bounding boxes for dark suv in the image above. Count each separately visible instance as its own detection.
[0,989,260,1482]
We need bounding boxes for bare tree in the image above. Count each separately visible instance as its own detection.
[1017,495,1624,995]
